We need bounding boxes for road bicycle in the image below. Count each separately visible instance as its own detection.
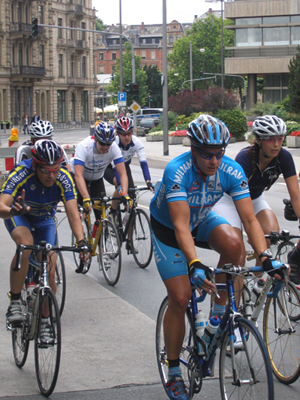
[239,229,300,385]
[71,195,122,286]
[8,241,82,397]
[112,186,153,269]
[156,263,286,400]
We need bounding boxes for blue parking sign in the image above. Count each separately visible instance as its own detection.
[118,92,126,102]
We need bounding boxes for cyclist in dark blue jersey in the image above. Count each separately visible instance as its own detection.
[0,140,90,331]
[150,114,284,400]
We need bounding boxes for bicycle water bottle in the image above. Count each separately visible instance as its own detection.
[201,315,220,352]
[251,278,265,306]
[91,220,100,238]
[195,311,207,355]
[27,282,38,311]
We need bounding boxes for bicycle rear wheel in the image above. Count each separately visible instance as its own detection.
[130,208,153,268]
[35,289,61,397]
[219,317,274,400]
[71,218,91,274]
[55,251,66,316]
[156,297,202,399]
[12,285,29,368]
[99,220,121,286]
[263,281,300,384]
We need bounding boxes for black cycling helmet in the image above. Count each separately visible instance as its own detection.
[115,117,134,134]
[187,114,230,148]
[32,139,64,165]
[28,120,54,138]
[94,122,115,145]
[252,115,286,138]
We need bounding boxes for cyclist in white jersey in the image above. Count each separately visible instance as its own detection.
[70,121,129,220]
[150,114,284,400]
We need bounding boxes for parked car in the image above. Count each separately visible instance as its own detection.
[139,117,160,133]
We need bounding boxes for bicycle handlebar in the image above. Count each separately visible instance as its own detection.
[13,241,83,272]
[265,229,300,242]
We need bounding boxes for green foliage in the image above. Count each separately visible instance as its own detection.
[143,65,162,108]
[288,46,300,112]
[286,121,300,135]
[95,18,107,31]
[177,113,199,124]
[106,43,147,105]
[215,109,248,138]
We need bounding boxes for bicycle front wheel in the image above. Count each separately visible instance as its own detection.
[99,220,122,286]
[219,317,274,400]
[35,289,61,397]
[130,208,153,268]
[156,297,202,399]
[71,218,91,274]
[263,281,300,384]
[12,285,29,368]
[55,251,66,316]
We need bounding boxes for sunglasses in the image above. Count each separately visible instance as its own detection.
[38,165,61,175]
[196,148,225,160]
[263,135,285,143]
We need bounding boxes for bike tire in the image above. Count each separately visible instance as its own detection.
[156,297,202,399]
[130,208,153,269]
[99,220,122,286]
[263,281,300,384]
[219,316,274,400]
[34,289,61,397]
[55,251,66,316]
[71,218,91,274]
[12,285,29,368]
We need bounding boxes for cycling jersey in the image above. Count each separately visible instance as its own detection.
[112,136,151,184]
[150,152,249,231]
[1,159,76,223]
[235,146,296,199]
[70,136,124,181]
[15,140,69,166]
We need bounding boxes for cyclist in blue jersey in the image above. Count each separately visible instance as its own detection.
[150,114,284,400]
[214,115,300,281]
[0,140,90,334]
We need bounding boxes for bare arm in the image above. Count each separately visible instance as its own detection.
[285,175,300,219]
[74,164,89,199]
[115,162,128,194]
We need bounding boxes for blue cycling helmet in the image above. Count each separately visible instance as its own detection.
[187,114,230,148]
[94,122,115,145]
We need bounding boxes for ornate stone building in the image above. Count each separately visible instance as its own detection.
[0,0,97,127]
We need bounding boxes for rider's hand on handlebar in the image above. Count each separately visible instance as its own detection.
[82,197,91,212]
[189,259,215,294]
[262,258,290,280]
[77,239,91,262]
[146,181,154,192]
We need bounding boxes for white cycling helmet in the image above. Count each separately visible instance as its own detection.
[252,115,286,138]
[29,120,54,139]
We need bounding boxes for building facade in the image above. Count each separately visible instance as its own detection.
[225,0,300,108]
[0,0,97,127]
[95,20,192,76]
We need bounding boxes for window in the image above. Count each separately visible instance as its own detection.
[58,18,63,39]
[262,16,289,25]
[97,37,101,46]
[81,22,86,40]
[99,66,104,74]
[173,25,177,30]
[169,35,174,44]
[70,21,75,39]
[263,27,289,46]
[131,37,135,44]
[236,18,261,26]
[141,50,146,59]
[57,90,66,122]
[112,52,116,60]
[291,27,300,45]
[176,35,181,41]
[38,5,43,24]
[236,28,262,47]
[81,91,88,122]
[58,54,63,76]
[142,38,146,44]
[71,92,75,121]
[17,2,21,23]
[71,55,76,77]
[152,38,156,44]
[82,56,86,77]
[39,45,44,67]
[99,53,104,60]
[18,44,23,65]
[151,50,156,60]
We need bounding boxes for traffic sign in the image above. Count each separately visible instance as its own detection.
[130,101,141,113]
[118,92,126,107]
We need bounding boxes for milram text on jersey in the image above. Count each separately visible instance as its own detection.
[1,159,76,222]
[150,152,249,231]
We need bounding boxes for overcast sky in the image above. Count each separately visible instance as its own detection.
[93,0,220,26]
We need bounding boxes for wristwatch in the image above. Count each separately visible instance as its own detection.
[258,250,272,260]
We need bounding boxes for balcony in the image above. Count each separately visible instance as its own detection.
[67,77,89,86]
[10,23,44,38]
[57,38,67,48]
[67,39,88,53]
[11,66,46,77]
[67,4,84,20]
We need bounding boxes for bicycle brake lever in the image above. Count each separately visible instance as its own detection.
[207,266,220,299]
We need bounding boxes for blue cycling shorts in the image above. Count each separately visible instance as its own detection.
[151,211,229,281]
[5,215,57,246]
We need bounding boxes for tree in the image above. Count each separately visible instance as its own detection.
[143,64,162,108]
[167,14,234,95]
[106,42,147,105]
[95,18,107,31]
[288,46,300,112]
